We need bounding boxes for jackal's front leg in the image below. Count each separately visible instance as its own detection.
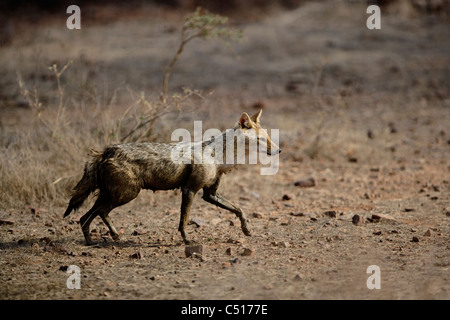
[202,191,251,237]
[179,188,196,244]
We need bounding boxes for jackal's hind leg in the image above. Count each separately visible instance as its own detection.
[202,192,251,237]
[80,207,100,246]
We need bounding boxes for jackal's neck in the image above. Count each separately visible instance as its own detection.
[200,130,246,172]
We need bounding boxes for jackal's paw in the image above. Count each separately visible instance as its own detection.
[85,240,95,246]
[111,233,120,241]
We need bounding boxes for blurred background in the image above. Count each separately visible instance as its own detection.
[0,0,449,207]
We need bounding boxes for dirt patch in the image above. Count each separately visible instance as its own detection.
[0,1,449,299]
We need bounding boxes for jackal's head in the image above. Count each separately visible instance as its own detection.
[236,110,281,156]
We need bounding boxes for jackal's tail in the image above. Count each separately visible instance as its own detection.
[63,149,102,218]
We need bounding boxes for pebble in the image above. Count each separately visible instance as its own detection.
[352,214,364,225]
[294,177,315,188]
[130,251,144,259]
[185,245,203,258]
[242,248,255,256]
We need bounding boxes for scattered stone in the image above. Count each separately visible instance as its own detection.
[59,265,69,272]
[282,194,292,201]
[445,210,450,217]
[252,212,263,219]
[0,219,14,225]
[242,248,255,256]
[293,274,302,281]
[278,241,291,248]
[81,251,94,257]
[323,210,337,218]
[404,208,415,212]
[430,196,438,200]
[412,236,419,243]
[367,129,374,139]
[352,214,364,225]
[130,250,144,259]
[225,248,232,256]
[348,156,358,163]
[131,229,147,236]
[230,258,241,264]
[185,245,203,258]
[423,229,433,237]
[373,230,382,235]
[294,177,315,188]
[290,212,304,217]
[375,213,397,221]
[388,122,397,133]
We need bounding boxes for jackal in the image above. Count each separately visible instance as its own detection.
[63,110,280,245]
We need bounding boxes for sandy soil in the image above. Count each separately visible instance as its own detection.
[0,1,449,300]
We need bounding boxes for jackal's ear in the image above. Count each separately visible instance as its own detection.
[239,112,251,128]
[251,109,262,124]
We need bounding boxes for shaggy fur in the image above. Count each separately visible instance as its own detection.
[64,110,280,245]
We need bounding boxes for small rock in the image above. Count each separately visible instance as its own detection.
[373,230,382,235]
[252,212,263,219]
[374,213,396,221]
[404,208,415,212]
[290,212,304,217]
[130,251,144,259]
[282,194,292,201]
[185,245,203,258]
[293,274,302,281]
[242,248,255,256]
[423,229,433,237]
[230,258,241,264]
[323,210,337,218]
[352,214,364,225]
[131,229,147,236]
[225,247,232,256]
[278,241,291,248]
[0,219,14,225]
[294,177,315,188]
[412,236,419,243]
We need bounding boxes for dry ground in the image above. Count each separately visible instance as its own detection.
[0,1,449,300]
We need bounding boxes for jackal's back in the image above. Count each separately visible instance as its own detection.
[99,142,192,191]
